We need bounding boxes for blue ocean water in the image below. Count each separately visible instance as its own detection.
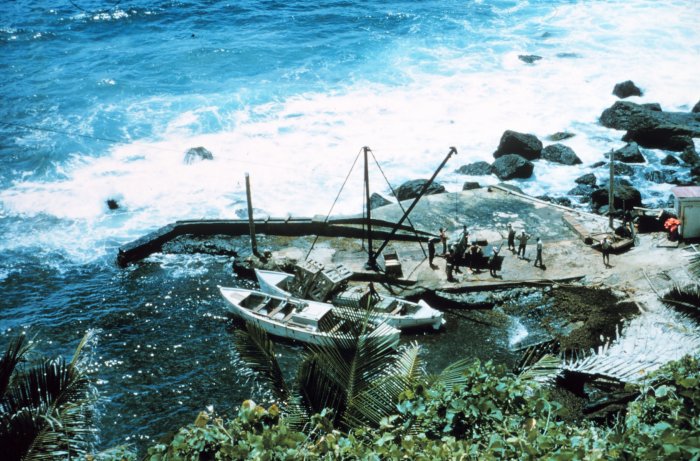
[1,0,699,452]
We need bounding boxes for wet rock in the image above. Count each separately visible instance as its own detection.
[575,173,597,186]
[106,199,119,210]
[556,52,581,58]
[642,103,662,111]
[493,130,543,160]
[164,234,239,257]
[604,142,645,163]
[541,143,582,165]
[394,179,446,201]
[518,54,542,64]
[612,80,643,99]
[547,131,576,141]
[590,161,606,169]
[622,130,694,152]
[369,192,391,210]
[462,181,481,190]
[693,100,700,113]
[599,101,700,136]
[660,154,680,166]
[491,154,534,180]
[455,161,493,176]
[590,185,643,211]
[643,169,677,184]
[568,184,595,197]
[538,195,572,207]
[596,161,636,177]
[184,146,214,164]
[680,148,700,165]
[600,177,633,188]
[497,183,524,194]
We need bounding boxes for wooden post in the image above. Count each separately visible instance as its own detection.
[364,146,377,270]
[609,149,615,230]
[245,173,258,256]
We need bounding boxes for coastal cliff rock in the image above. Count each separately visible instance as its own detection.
[184,146,214,164]
[604,143,646,163]
[394,179,445,201]
[369,193,391,210]
[455,161,492,176]
[541,143,582,165]
[612,80,643,99]
[491,154,534,180]
[493,130,543,160]
[590,184,642,211]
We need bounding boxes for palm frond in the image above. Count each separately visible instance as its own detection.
[688,253,700,280]
[233,323,290,403]
[0,333,33,397]
[518,354,562,384]
[426,357,474,389]
[662,284,700,315]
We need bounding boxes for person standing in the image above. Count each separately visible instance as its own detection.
[517,231,530,259]
[445,248,456,282]
[507,223,516,252]
[439,227,448,255]
[602,237,611,267]
[428,238,436,268]
[489,246,500,277]
[534,237,543,267]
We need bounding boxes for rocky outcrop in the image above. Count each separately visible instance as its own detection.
[643,169,677,184]
[599,101,700,137]
[394,180,445,201]
[575,173,597,186]
[491,155,534,180]
[541,143,582,165]
[622,130,694,152]
[597,162,636,177]
[612,80,643,99]
[369,193,391,210]
[455,161,492,176]
[604,143,645,163]
[184,146,214,164]
[692,100,700,113]
[590,185,643,211]
[493,130,543,160]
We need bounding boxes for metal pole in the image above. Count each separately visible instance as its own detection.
[609,149,615,229]
[363,146,377,269]
[373,147,457,260]
[245,173,258,256]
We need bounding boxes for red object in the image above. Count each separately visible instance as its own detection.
[664,217,681,234]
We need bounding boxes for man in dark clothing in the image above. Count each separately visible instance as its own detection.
[428,238,436,268]
[507,223,516,252]
[489,246,500,277]
[439,227,447,255]
[469,243,482,272]
[445,248,456,281]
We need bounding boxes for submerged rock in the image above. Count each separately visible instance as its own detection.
[491,155,534,180]
[518,54,542,64]
[643,169,677,184]
[541,143,582,165]
[604,143,645,163]
[455,161,493,176]
[612,80,643,99]
[547,131,576,141]
[660,154,680,166]
[394,179,445,201]
[493,130,543,160]
[184,146,214,164]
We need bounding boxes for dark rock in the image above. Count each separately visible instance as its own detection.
[568,184,595,196]
[184,146,214,164]
[591,185,643,210]
[660,154,680,166]
[612,80,643,99]
[691,164,700,178]
[575,173,597,186]
[491,155,534,180]
[643,169,677,184]
[596,161,636,177]
[600,177,633,188]
[106,199,119,210]
[394,179,446,201]
[693,100,700,113]
[680,148,700,165]
[369,193,391,210]
[455,161,493,176]
[590,161,607,168]
[538,195,572,207]
[493,130,543,160]
[519,54,542,64]
[622,130,694,152]
[547,131,576,141]
[462,182,481,191]
[642,103,662,112]
[599,101,700,136]
[541,143,582,165]
[604,143,645,163]
[497,183,524,194]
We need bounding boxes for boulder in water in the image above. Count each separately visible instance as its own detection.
[184,146,214,164]
[612,80,643,99]
[574,173,597,186]
[590,185,643,211]
[493,130,543,160]
[604,143,645,163]
[106,199,119,210]
[491,154,534,180]
[455,161,492,176]
[518,54,542,64]
[541,143,582,165]
[462,181,481,190]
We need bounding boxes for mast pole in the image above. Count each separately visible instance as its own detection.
[245,172,258,256]
[609,149,615,230]
[364,146,377,269]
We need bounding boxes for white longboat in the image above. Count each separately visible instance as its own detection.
[255,262,445,331]
[218,286,400,347]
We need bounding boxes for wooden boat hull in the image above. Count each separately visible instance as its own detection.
[219,286,400,346]
[255,269,445,330]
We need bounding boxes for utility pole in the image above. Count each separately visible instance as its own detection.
[364,146,377,270]
[245,173,258,256]
[609,149,615,229]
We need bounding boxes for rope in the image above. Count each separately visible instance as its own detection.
[305,147,362,260]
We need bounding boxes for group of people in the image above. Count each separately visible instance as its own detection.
[506,224,544,268]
